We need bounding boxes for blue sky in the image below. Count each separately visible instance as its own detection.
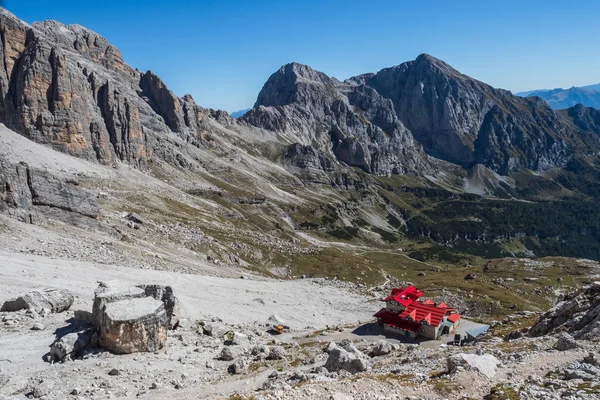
[5,0,600,111]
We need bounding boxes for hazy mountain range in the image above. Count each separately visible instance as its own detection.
[517,83,600,110]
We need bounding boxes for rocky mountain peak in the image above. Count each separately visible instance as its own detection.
[413,53,457,73]
[254,62,335,108]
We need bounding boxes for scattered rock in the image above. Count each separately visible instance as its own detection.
[1,288,74,314]
[231,331,249,345]
[447,353,500,378]
[33,381,53,398]
[228,359,246,375]
[464,273,477,281]
[108,368,119,376]
[49,328,96,362]
[203,322,230,338]
[323,341,337,353]
[555,332,578,351]
[369,340,393,357]
[267,346,286,360]
[125,212,144,224]
[324,347,369,374]
[220,347,238,361]
[251,344,270,359]
[30,323,45,331]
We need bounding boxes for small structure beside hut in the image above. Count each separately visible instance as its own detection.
[374,286,463,340]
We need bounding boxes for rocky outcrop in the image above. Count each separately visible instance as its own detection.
[561,103,600,136]
[0,157,100,223]
[529,281,600,340]
[1,288,74,313]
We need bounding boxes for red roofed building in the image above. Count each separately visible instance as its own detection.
[374,286,462,340]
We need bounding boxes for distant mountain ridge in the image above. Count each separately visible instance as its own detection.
[517,84,600,110]
[230,108,250,118]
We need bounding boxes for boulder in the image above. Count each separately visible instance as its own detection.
[203,322,230,338]
[91,281,180,354]
[48,321,97,362]
[220,346,238,361]
[92,281,146,330]
[1,288,74,314]
[251,344,270,359]
[323,341,337,353]
[555,332,578,351]
[125,212,144,224]
[370,340,393,357]
[324,347,368,374]
[267,314,289,330]
[98,296,168,354]
[447,353,500,378]
[267,346,286,360]
[338,339,363,358]
[228,359,246,375]
[33,381,54,398]
[231,331,249,345]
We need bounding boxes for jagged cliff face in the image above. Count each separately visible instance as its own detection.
[242,63,433,176]
[363,55,600,174]
[0,9,222,169]
[243,55,600,176]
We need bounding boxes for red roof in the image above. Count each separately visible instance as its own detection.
[447,313,461,323]
[436,302,448,309]
[382,286,423,306]
[422,299,435,305]
[373,309,421,332]
[399,302,449,327]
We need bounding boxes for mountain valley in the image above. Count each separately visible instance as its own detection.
[0,7,599,400]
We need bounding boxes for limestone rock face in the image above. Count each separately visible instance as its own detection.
[529,281,600,340]
[0,157,100,223]
[0,8,217,169]
[91,281,179,354]
[244,55,600,177]
[242,62,433,177]
[1,288,74,313]
[364,54,599,174]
